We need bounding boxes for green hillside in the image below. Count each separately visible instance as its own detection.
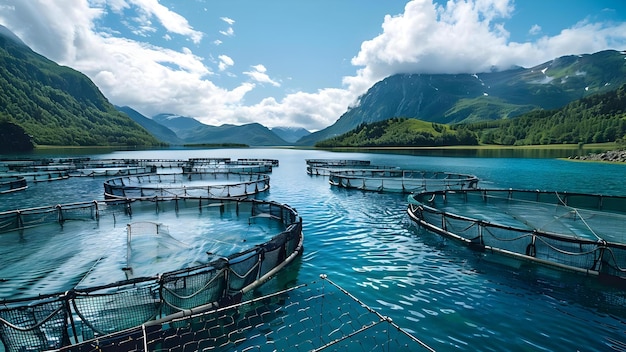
[0,31,161,148]
[468,84,626,146]
[316,117,478,147]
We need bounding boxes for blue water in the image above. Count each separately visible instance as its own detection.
[2,148,626,351]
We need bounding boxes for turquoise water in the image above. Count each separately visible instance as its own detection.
[2,147,626,351]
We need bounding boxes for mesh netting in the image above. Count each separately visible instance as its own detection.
[0,297,68,352]
[57,276,434,352]
[73,281,161,339]
[408,189,626,280]
[161,266,228,314]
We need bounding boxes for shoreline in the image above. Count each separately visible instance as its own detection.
[568,149,626,163]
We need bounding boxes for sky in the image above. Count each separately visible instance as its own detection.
[0,0,625,132]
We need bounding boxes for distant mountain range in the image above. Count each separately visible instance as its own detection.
[150,113,295,146]
[297,50,626,146]
[0,23,624,149]
[114,109,312,146]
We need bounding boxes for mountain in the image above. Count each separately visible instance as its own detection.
[152,113,290,146]
[152,113,206,133]
[116,106,182,145]
[271,126,311,143]
[297,50,626,146]
[124,110,291,146]
[0,26,161,147]
[176,122,289,146]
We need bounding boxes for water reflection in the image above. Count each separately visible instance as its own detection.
[334,145,606,159]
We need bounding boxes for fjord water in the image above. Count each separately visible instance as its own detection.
[2,147,626,351]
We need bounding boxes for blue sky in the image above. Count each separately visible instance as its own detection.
[0,0,625,131]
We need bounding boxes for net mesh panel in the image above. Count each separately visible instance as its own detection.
[227,251,261,293]
[20,207,58,229]
[57,203,98,221]
[73,281,161,339]
[259,232,288,277]
[58,279,430,352]
[127,221,163,237]
[161,267,227,315]
[0,213,21,232]
[603,245,626,277]
[411,189,626,278]
[0,298,68,352]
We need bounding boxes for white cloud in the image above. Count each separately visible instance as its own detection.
[218,54,234,71]
[529,24,542,35]
[221,17,235,25]
[219,27,234,37]
[130,0,203,44]
[243,65,280,87]
[345,0,626,98]
[0,0,625,132]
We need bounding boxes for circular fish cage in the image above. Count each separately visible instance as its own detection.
[329,169,479,193]
[305,159,377,176]
[0,175,27,194]
[0,196,303,351]
[0,159,73,182]
[68,159,156,177]
[103,172,270,199]
[408,188,626,281]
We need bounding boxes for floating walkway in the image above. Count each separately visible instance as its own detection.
[407,189,626,281]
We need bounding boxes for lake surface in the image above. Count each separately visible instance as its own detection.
[2,147,626,351]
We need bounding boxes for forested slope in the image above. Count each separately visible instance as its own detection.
[469,84,626,146]
[0,30,161,147]
[316,118,478,147]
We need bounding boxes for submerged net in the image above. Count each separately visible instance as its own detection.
[408,189,626,280]
[57,275,434,352]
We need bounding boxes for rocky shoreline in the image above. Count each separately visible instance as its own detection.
[569,149,626,162]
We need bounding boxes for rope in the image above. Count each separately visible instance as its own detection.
[554,192,604,241]
[319,274,435,352]
[161,268,226,301]
[0,304,65,332]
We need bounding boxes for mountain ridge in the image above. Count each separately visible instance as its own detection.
[296,50,626,146]
[149,113,291,146]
